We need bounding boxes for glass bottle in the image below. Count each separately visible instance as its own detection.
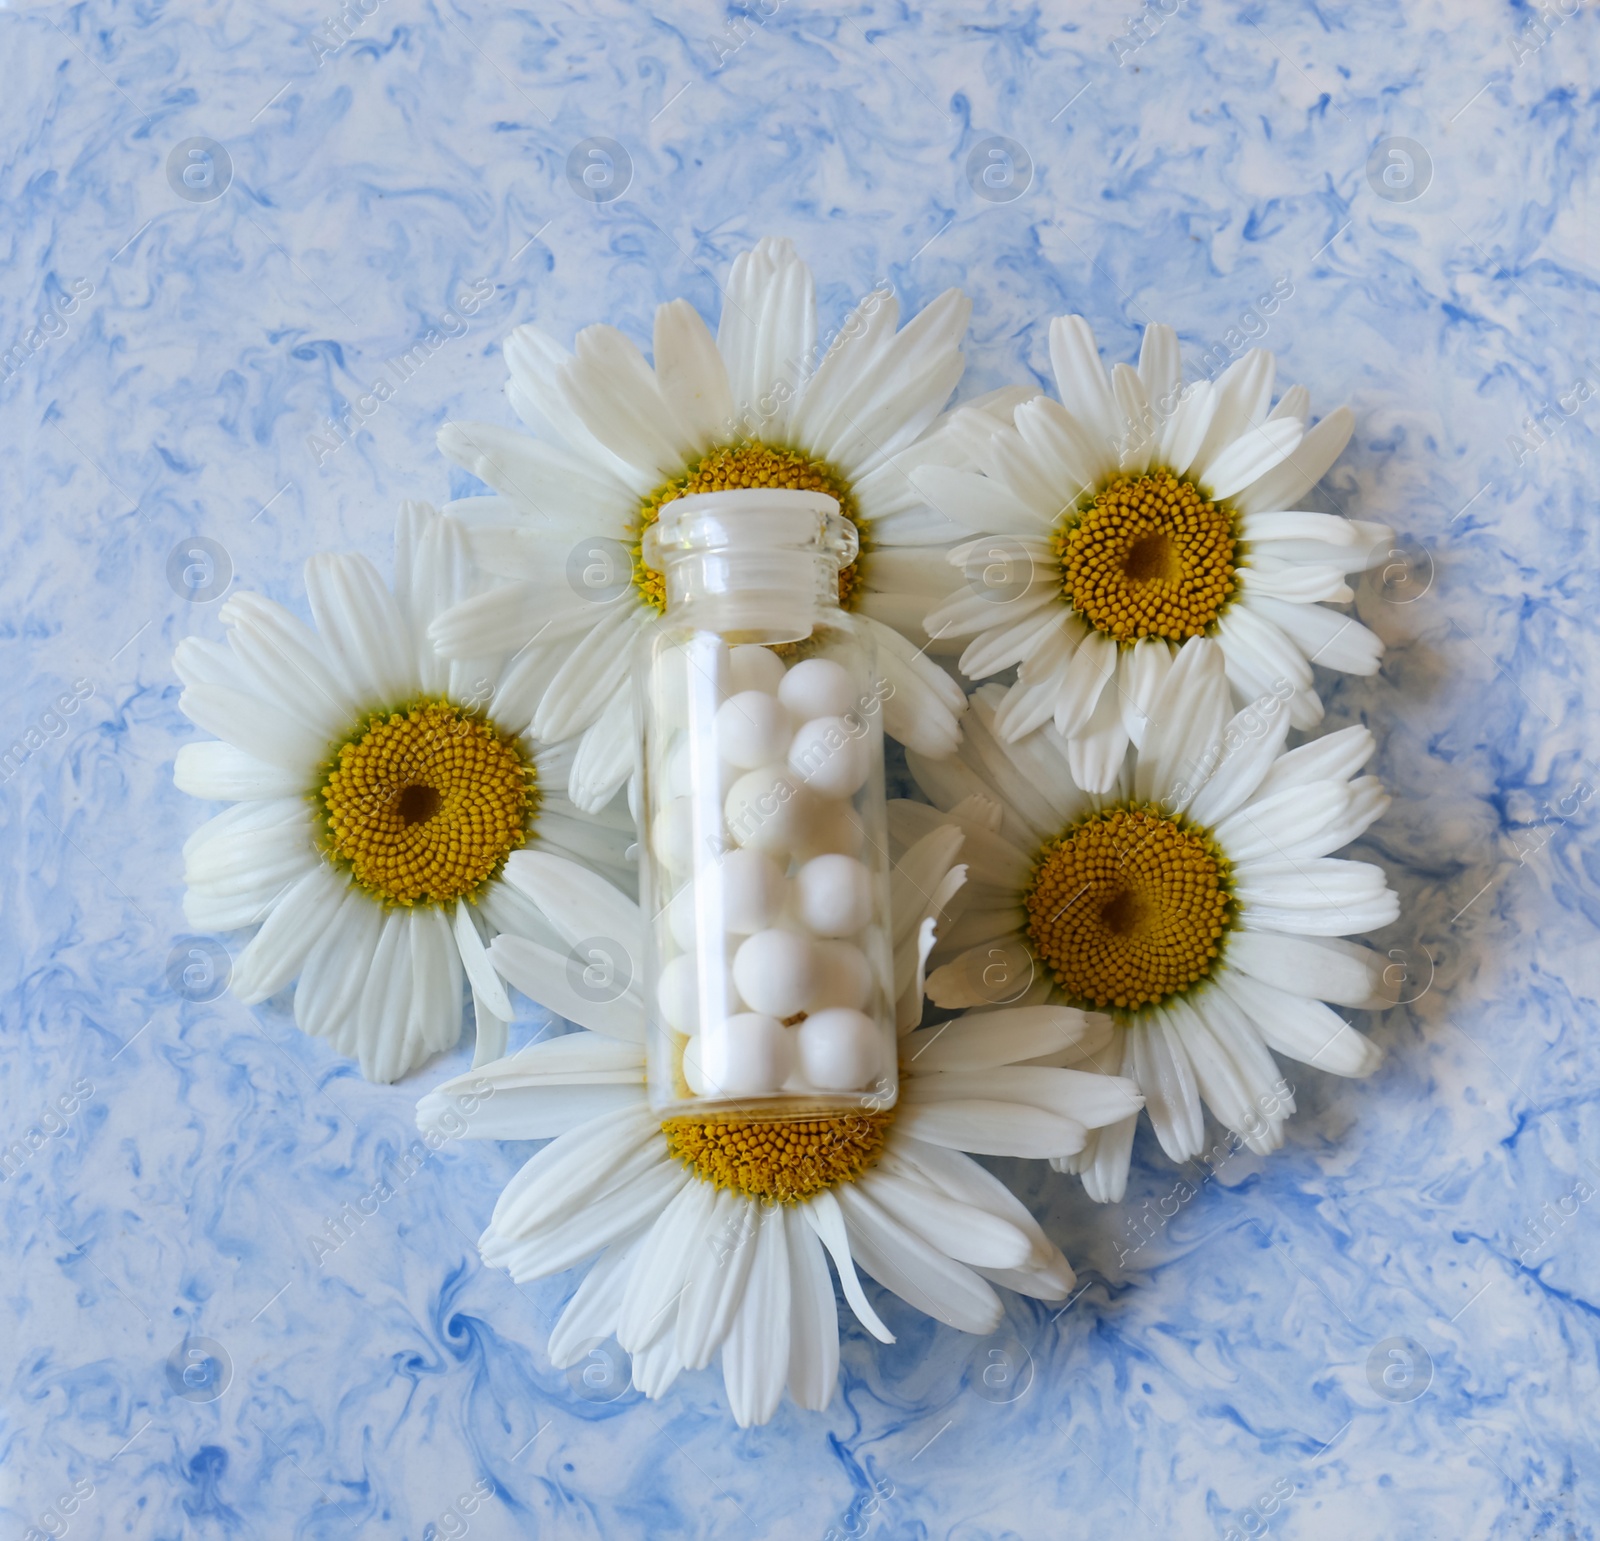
[637,488,897,1118]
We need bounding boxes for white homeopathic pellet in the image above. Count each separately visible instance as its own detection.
[650,795,697,872]
[778,656,856,720]
[794,853,873,937]
[796,1007,879,1091]
[732,928,818,1019]
[728,643,786,696]
[724,765,811,855]
[656,953,737,1035]
[702,1012,794,1096]
[714,847,788,933]
[666,736,734,801]
[715,690,793,770]
[808,939,873,1011]
[681,1034,707,1095]
[788,714,870,799]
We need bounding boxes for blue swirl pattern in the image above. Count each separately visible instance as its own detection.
[1,1,1596,1535]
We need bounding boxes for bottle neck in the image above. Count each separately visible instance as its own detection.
[645,489,853,643]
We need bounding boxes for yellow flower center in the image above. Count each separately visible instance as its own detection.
[316,699,535,907]
[660,1108,894,1204]
[1054,469,1237,643]
[634,442,865,613]
[1024,804,1232,1011]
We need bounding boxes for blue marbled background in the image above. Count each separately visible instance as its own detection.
[3,0,1597,1536]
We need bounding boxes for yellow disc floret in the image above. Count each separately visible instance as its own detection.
[660,1108,894,1204]
[1055,469,1237,643]
[634,442,865,612]
[1025,804,1232,1011]
[317,699,535,907]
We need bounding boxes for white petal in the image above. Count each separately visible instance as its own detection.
[722,1205,791,1428]
[1214,781,1352,863]
[293,885,383,1054]
[836,1184,1002,1335]
[558,323,696,479]
[911,466,1046,538]
[1247,595,1383,677]
[903,1005,1107,1072]
[1182,695,1293,827]
[1047,315,1119,465]
[803,1190,894,1343]
[488,935,645,1041]
[437,419,636,516]
[530,601,641,742]
[485,1102,660,1236]
[1199,416,1304,501]
[718,237,815,443]
[303,552,416,708]
[1256,724,1374,795]
[617,1180,719,1352]
[1233,858,1397,933]
[1233,406,1354,517]
[1063,673,1131,795]
[860,1169,1034,1270]
[675,1189,761,1370]
[653,298,735,451]
[1215,968,1382,1076]
[501,850,642,957]
[485,1159,688,1284]
[1133,637,1230,810]
[784,1209,839,1412]
[179,685,325,772]
[567,688,638,813]
[453,901,512,1021]
[173,740,304,802]
[1130,1015,1205,1161]
[1076,1111,1137,1204]
[1012,394,1105,499]
[548,1235,642,1368]
[897,1098,1086,1159]
[1051,630,1119,739]
[906,1065,1142,1129]
[1224,930,1383,1006]
[232,864,350,1003]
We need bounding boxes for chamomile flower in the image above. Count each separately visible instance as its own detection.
[917,318,1392,792]
[418,823,1141,1425]
[173,503,632,1082]
[903,637,1398,1202]
[430,236,1022,811]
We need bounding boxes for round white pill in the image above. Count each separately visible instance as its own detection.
[656,953,738,1035]
[788,715,871,800]
[725,766,811,856]
[809,940,873,1011]
[795,1008,880,1092]
[701,1013,794,1097]
[715,691,793,770]
[795,853,873,937]
[716,848,788,934]
[666,738,733,801]
[791,797,865,861]
[733,929,819,1019]
[682,1035,707,1095]
[650,795,697,872]
[779,657,856,720]
[729,644,786,696]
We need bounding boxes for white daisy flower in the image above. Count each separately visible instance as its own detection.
[429,236,1022,812]
[173,502,634,1083]
[418,824,1142,1426]
[903,637,1398,1204]
[917,317,1393,792]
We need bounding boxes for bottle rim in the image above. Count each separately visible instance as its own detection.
[643,489,855,567]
